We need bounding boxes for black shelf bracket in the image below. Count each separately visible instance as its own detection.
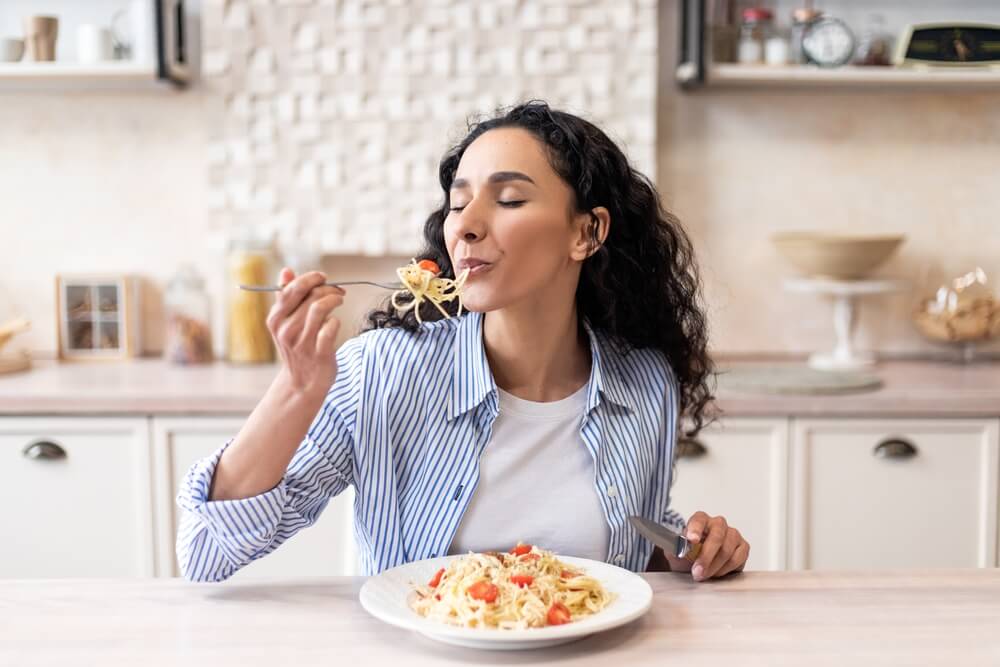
[677,0,706,90]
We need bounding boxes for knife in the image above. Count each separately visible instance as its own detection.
[628,515,702,561]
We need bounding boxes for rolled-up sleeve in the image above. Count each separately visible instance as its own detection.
[175,337,365,582]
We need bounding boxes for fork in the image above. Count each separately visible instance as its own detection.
[239,281,403,292]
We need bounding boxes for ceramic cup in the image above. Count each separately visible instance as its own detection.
[24,15,59,62]
[76,24,113,63]
[0,37,25,62]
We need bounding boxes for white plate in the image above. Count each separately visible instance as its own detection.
[359,554,653,651]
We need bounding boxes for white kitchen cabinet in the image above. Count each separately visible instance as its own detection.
[790,418,1000,570]
[0,417,154,578]
[151,417,358,579]
[668,418,789,571]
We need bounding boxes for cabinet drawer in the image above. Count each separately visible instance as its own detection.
[0,417,153,578]
[670,418,789,571]
[152,417,358,578]
[791,418,999,570]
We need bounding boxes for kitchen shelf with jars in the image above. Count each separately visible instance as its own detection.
[0,0,190,89]
[677,0,1000,90]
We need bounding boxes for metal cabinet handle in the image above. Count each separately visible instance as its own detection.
[873,438,918,460]
[22,440,68,461]
[677,437,708,460]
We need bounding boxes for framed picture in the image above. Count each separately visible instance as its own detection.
[55,274,141,361]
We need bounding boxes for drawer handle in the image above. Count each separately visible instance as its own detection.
[22,440,68,461]
[873,438,918,460]
[677,437,708,460]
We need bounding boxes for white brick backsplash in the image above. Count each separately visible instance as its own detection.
[207,0,656,254]
[250,48,276,74]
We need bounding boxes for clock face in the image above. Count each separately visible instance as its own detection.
[802,18,856,66]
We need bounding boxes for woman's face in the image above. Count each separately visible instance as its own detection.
[443,127,592,314]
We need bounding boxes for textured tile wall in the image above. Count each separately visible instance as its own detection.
[202,0,657,256]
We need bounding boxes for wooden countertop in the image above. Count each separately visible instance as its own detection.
[3,570,999,666]
[1,358,999,417]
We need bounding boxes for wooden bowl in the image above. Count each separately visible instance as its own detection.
[772,233,904,280]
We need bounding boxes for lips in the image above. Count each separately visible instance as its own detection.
[457,257,492,273]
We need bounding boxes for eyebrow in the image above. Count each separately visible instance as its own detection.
[451,171,536,190]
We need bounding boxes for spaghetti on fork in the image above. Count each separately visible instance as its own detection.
[392,258,469,323]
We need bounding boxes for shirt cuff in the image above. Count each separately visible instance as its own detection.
[175,439,289,566]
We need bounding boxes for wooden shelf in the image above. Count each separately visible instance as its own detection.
[0,61,171,89]
[707,64,1000,89]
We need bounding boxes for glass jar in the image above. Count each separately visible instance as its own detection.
[738,7,774,65]
[226,236,277,364]
[854,13,893,66]
[790,7,822,64]
[164,264,213,365]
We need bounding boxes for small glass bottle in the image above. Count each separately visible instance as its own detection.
[738,7,774,65]
[226,235,277,364]
[765,26,791,65]
[163,264,213,365]
[790,7,822,64]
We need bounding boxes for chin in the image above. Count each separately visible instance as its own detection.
[458,286,506,313]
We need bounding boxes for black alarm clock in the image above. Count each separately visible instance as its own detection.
[895,23,1000,66]
[802,17,856,68]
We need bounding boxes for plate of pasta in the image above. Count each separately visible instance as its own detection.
[359,543,653,650]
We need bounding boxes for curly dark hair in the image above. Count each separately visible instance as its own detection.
[364,101,716,435]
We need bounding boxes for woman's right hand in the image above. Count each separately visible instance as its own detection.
[266,267,346,397]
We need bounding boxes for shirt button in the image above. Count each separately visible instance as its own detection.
[607,486,618,498]
[614,554,625,564]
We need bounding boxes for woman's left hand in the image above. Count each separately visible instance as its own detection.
[685,511,750,582]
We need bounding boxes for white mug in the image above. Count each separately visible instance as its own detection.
[76,24,113,63]
[0,37,25,62]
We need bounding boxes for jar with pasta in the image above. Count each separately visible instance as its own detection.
[226,236,277,364]
[163,264,213,365]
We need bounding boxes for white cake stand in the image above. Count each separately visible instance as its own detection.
[784,278,907,371]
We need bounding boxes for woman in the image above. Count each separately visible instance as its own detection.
[176,101,749,583]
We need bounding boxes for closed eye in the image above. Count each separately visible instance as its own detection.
[498,200,525,208]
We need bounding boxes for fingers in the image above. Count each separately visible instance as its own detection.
[274,286,343,349]
[717,541,750,578]
[300,292,345,348]
[315,312,342,359]
[691,515,727,582]
[266,270,328,332]
[686,511,709,544]
[704,527,743,580]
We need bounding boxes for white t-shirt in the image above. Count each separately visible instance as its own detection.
[448,382,610,561]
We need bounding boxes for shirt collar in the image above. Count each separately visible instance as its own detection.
[447,311,635,422]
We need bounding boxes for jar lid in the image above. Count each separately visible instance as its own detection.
[742,7,773,22]
[168,263,205,291]
[792,8,822,23]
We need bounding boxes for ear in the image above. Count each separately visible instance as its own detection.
[569,207,611,262]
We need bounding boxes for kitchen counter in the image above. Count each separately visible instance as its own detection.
[1,358,999,417]
[2,570,998,666]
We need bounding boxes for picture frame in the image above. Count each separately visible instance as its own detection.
[55,274,141,361]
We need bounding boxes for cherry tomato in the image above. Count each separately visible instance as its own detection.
[467,581,499,603]
[547,602,571,626]
[428,568,445,588]
[510,574,534,588]
[417,259,440,274]
[509,544,533,556]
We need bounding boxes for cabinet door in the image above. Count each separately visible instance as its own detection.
[152,417,357,578]
[0,417,154,578]
[669,418,789,571]
[791,418,999,570]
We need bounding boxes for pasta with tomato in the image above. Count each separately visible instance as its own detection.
[410,544,615,630]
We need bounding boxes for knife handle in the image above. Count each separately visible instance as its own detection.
[684,541,702,562]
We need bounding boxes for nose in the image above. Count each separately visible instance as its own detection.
[449,198,487,244]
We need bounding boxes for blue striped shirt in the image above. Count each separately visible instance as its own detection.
[176,310,685,581]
